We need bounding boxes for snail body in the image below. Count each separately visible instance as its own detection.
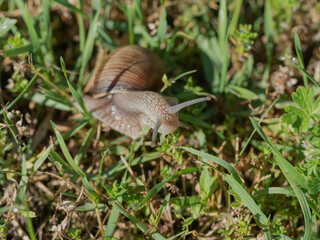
[83,45,210,146]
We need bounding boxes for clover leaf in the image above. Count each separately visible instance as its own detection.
[282,86,320,133]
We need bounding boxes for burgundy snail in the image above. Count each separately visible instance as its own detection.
[82,45,210,146]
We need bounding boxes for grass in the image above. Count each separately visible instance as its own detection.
[1,0,320,239]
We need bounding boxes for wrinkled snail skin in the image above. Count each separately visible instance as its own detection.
[83,91,179,140]
[83,45,210,146]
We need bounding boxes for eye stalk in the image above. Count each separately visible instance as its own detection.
[168,96,211,114]
[151,96,211,147]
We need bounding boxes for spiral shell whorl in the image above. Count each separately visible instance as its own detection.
[92,45,165,96]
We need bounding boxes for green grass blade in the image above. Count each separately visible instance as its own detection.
[15,0,43,63]
[155,193,170,227]
[167,231,188,240]
[254,187,293,197]
[229,0,243,35]
[255,187,320,218]
[81,176,99,202]
[262,0,274,87]
[78,10,100,87]
[98,26,117,49]
[78,0,86,51]
[0,170,25,176]
[218,0,229,93]
[50,123,99,202]
[136,167,198,209]
[30,93,72,111]
[98,150,108,183]
[115,0,126,13]
[290,60,320,88]
[157,2,167,43]
[227,84,259,100]
[237,98,278,160]
[50,121,85,177]
[53,0,89,19]
[91,0,101,12]
[134,25,157,48]
[41,0,51,48]
[49,150,78,176]
[263,228,272,240]
[111,201,167,240]
[294,32,308,87]
[98,152,160,180]
[250,118,312,238]
[4,44,33,57]
[133,0,143,20]
[181,146,243,184]
[61,119,89,141]
[104,171,127,237]
[179,114,212,129]
[160,70,197,92]
[127,3,135,44]
[171,70,197,83]
[223,174,269,225]
[2,110,19,146]
[24,201,36,240]
[197,155,269,226]
[218,0,227,49]
[264,0,273,46]
[311,214,319,239]
[250,118,307,190]
[307,199,320,219]
[0,73,38,116]
[17,157,28,205]
[33,144,53,172]
[60,56,89,115]
[295,188,312,239]
[76,203,106,211]
[74,127,95,164]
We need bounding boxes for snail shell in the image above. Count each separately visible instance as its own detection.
[83,45,210,146]
[92,45,164,97]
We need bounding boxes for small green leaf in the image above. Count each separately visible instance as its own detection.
[227,84,259,100]
[0,18,17,37]
[189,196,203,218]
[19,210,36,218]
[200,168,217,199]
[282,87,320,133]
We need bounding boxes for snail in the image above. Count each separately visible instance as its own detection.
[82,45,210,146]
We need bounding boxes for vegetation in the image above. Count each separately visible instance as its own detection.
[0,0,320,239]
